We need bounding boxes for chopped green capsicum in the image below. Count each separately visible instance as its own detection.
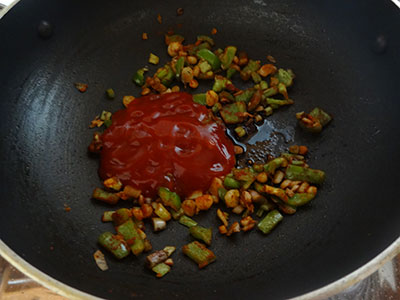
[220,46,237,69]
[132,68,147,86]
[257,210,283,234]
[287,193,315,207]
[240,59,261,81]
[220,101,247,124]
[182,241,216,269]
[189,226,212,246]
[197,49,221,70]
[224,175,241,189]
[112,208,131,226]
[309,107,332,127]
[235,89,254,103]
[193,93,207,105]
[264,157,287,174]
[98,232,130,259]
[158,187,181,211]
[212,75,232,92]
[197,35,215,46]
[285,165,325,185]
[174,57,185,79]
[152,262,171,278]
[276,68,295,87]
[92,188,119,205]
[116,219,144,256]
[232,167,256,182]
[179,215,198,228]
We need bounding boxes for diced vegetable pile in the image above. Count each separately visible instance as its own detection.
[86,31,332,276]
[93,144,325,277]
[130,33,299,139]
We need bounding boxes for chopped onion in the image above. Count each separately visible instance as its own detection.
[93,250,108,271]
[152,217,166,232]
[146,250,168,268]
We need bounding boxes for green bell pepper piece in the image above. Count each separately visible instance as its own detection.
[263,86,278,98]
[112,208,131,226]
[264,157,287,174]
[212,76,232,92]
[98,232,130,259]
[179,215,198,228]
[189,226,212,246]
[211,102,222,113]
[116,219,144,256]
[175,57,185,79]
[223,175,241,189]
[287,193,315,207]
[285,165,325,185]
[132,68,146,86]
[235,89,254,103]
[182,241,216,269]
[161,65,175,87]
[152,263,171,277]
[257,210,283,234]
[92,188,119,205]
[220,46,237,69]
[171,207,184,220]
[276,68,295,87]
[158,187,181,211]
[251,71,262,83]
[218,187,227,201]
[309,107,332,127]
[265,98,294,108]
[232,167,256,182]
[259,81,269,90]
[219,91,234,102]
[270,196,297,215]
[240,59,261,81]
[198,60,212,73]
[197,35,215,46]
[102,210,115,222]
[197,49,221,70]
[193,93,207,105]
[220,102,247,124]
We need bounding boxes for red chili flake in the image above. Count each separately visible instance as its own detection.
[211,28,217,35]
[74,82,88,93]
[176,8,184,16]
[157,13,162,24]
[142,32,148,40]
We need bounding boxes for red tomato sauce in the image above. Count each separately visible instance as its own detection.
[99,92,235,198]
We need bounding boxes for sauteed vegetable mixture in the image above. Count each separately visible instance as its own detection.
[87,31,331,277]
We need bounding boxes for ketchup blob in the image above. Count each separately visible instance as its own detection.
[99,92,236,198]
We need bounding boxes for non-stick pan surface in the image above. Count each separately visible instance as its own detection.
[0,0,400,299]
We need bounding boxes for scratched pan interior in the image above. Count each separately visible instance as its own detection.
[0,0,400,299]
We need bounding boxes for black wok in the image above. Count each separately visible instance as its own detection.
[0,0,399,299]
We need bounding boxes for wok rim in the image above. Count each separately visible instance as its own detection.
[0,0,399,299]
[1,237,399,299]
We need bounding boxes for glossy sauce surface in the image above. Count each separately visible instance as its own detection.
[99,92,235,197]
